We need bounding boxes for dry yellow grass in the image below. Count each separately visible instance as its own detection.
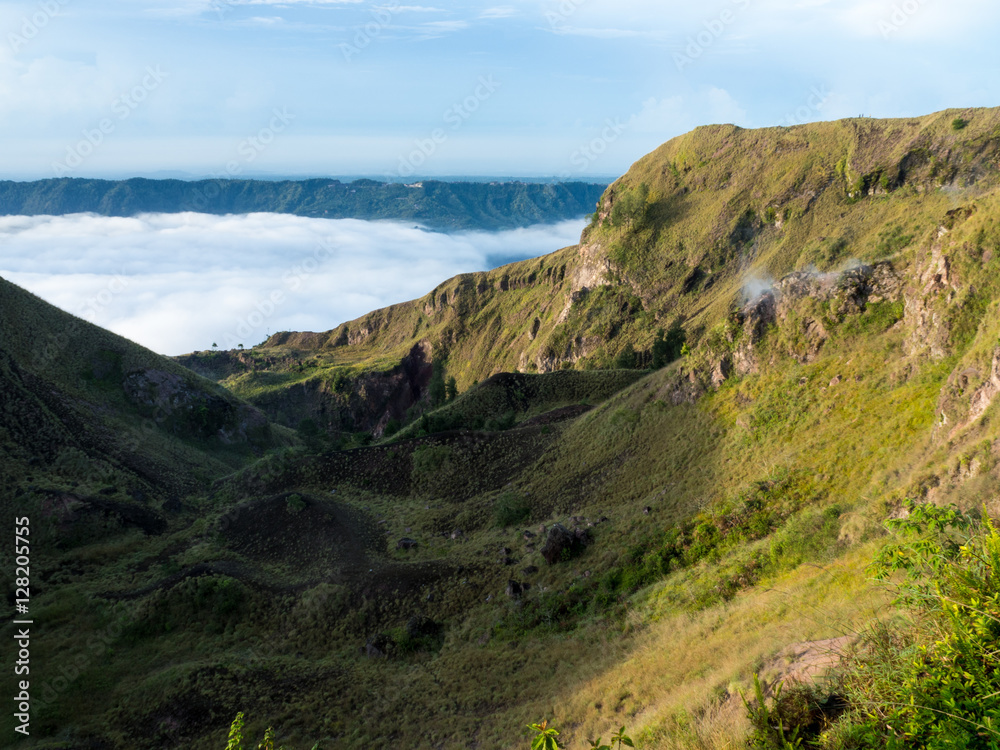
[544,544,890,749]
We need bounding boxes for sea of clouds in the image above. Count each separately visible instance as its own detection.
[0,212,586,355]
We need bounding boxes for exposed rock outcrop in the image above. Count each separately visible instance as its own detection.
[540,522,589,565]
[505,579,527,598]
[905,238,956,359]
[733,292,777,377]
[242,340,434,437]
[969,348,1000,423]
[363,633,393,658]
[571,241,612,295]
[405,615,440,639]
[729,262,903,380]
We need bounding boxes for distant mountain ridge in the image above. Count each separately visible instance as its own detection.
[0,177,607,231]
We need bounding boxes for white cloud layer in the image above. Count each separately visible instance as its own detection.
[0,212,586,355]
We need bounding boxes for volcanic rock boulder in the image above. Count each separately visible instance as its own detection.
[540,523,588,565]
[363,633,393,658]
[505,580,527,598]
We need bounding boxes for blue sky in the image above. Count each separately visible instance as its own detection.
[1,0,998,180]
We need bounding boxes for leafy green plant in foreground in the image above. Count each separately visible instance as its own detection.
[529,720,561,749]
[527,720,633,750]
[741,675,803,749]
[738,500,1000,748]
[224,713,319,750]
[226,712,245,750]
[591,725,634,750]
[822,502,1000,748]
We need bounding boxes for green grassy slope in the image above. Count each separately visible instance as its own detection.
[0,275,293,504]
[11,109,1000,749]
[592,107,1000,329]
[389,369,649,440]
[34,246,992,747]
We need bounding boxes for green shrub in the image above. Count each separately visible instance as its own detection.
[528,720,561,750]
[224,712,319,750]
[286,493,306,514]
[614,344,638,369]
[742,674,813,748]
[297,418,318,437]
[328,369,351,394]
[388,623,442,655]
[494,491,531,527]
[837,299,905,338]
[652,323,686,368]
[589,726,634,750]
[411,444,454,479]
[196,576,244,618]
[608,182,650,231]
[827,502,1000,747]
[429,360,448,406]
[484,410,517,431]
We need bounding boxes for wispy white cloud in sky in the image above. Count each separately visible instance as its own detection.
[480,7,518,18]
[629,88,747,134]
[228,0,364,5]
[412,19,469,35]
[1,0,999,178]
[545,25,667,39]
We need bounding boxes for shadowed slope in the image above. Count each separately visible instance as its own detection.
[0,275,292,504]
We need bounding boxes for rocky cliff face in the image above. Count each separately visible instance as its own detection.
[173,349,296,381]
[229,341,434,437]
[727,262,905,380]
[674,191,1000,473]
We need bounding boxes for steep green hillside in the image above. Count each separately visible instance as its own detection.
[0,275,293,517]
[187,107,997,439]
[589,107,1000,328]
[10,108,1000,750]
[0,178,606,231]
